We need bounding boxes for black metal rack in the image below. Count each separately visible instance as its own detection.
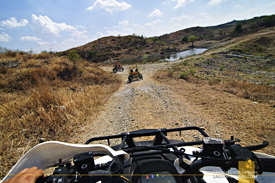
[85,126,209,152]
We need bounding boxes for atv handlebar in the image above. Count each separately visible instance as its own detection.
[5,127,275,183]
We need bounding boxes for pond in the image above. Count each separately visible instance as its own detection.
[162,48,208,61]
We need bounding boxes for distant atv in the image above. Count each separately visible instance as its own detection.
[113,62,124,73]
[128,65,143,83]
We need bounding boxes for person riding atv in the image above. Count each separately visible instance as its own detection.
[128,65,143,83]
[113,62,124,73]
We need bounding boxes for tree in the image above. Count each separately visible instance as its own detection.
[88,50,96,60]
[263,15,275,27]
[188,35,197,47]
[68,50,81,69]
[153,37,159,42]
[235,22,243,33]
[181,35,188,43]
[197,34,204,40]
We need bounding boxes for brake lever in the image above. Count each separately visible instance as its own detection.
[244,141,269,151]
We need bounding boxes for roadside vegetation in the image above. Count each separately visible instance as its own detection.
[153,46,275,155]
[154,58,275,102]
[0,48,122,177]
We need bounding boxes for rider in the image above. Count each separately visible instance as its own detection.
[2,167,44,183]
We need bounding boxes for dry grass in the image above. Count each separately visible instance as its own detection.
[222,80,275,102]
[153,62,275,102]
[153,68,275,156]
[0,51,122,177]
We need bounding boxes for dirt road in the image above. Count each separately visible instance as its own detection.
[69,61,224,145]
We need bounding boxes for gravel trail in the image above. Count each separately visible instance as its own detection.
[70,62,221,144]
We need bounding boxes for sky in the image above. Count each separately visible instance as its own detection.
[0,0,274,53]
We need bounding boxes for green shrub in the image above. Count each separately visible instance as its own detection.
[189,68,195,76]
[181,36,188,42]
[211,54,218,58]
[180,60,189,66]
[88,50,96,60]
[235,22,243,33]
[153,37,159,42]
[68,50,81,69]
[263,14,275,27]
[180,72,189,80]
[143,54,149,60]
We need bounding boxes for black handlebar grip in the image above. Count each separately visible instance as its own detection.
[259,158,275,172]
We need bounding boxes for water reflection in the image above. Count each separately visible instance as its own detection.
[163,48,208,61]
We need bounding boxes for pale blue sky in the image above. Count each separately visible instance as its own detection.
[0,0,274,52]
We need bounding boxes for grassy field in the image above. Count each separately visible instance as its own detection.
[0,50,122,177]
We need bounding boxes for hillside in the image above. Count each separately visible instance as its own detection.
[58,14,275,64]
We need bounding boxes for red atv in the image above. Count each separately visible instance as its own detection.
[113,62,124,73]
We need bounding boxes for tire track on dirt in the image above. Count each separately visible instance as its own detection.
[70,63,219,144]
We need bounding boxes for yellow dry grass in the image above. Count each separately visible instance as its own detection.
[0,51,122,177]
[153,69,275,156]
